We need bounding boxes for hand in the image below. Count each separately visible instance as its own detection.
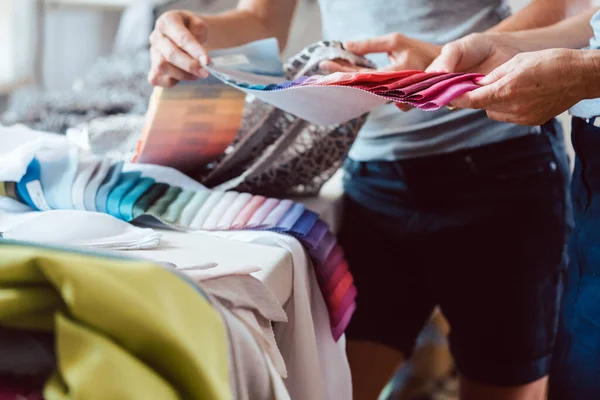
[148,10,211,88]
[320,33,441,73]
[426,32,523,75]
[451,49,587,125]
[320,33,441,111]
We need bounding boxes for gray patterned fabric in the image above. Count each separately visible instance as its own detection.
[201,41,375,197]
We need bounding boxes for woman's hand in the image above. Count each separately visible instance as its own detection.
[320,33,442,74]
[148,10,211,88]
[451,49,587,125]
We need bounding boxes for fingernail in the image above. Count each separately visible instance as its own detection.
[199,55,209,65]
[199,69,209,78]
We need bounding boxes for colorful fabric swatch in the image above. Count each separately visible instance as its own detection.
[3,155,356,340]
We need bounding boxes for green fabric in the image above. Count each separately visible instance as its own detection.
[132,183,169,219]
[147,186,182,219]
[0,241,232,400]
[163,190,195,223]
[177,191,211,227]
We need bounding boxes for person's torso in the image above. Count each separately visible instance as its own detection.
[570,10,600,119]
[317,0,533,161]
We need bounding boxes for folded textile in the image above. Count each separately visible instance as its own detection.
[0,240,232,399]
[1,210,162,250]
[202,274,288,378]
[0,140,356,340]
[203,39,483,125]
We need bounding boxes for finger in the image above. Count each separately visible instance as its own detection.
[157,61,200,82]
[486,110,527,125]
[452,75,514,110]
[344,33,404,56]
[426,42,463,73]
[148,69,179,88]
[379,63,409,72]
[155,34,208,78]
[394,102,413,112]
[319,60,363,73]
[477,61,512,85]
[157,12,208,63]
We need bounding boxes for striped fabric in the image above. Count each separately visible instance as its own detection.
[2,156,356,341]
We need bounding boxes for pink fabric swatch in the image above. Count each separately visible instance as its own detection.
[406,80,480,110]
[386,72,462,97]
[326,260,349,294]
[369,71,444,92]
[331,285,358,325]
[406,73,483,101]
[216,192,253,229]
[246,198,280,228]
[332,302,356,341]
[232,195,266,228]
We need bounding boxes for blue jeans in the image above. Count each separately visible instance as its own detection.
[339,121,571,386]
[549,117,600,399]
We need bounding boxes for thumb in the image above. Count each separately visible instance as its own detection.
[426,41,463,73]
[476,60,511,85]
[344,33,405,56]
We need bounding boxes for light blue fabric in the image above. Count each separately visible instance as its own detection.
[39,146,80,210]
[119,177,155,221]
[95,161,124,213]
[570,10,600,119]
[106,171,142,219]
[208,38,284,76]
[317,0,532,161]
[16,158,42,210]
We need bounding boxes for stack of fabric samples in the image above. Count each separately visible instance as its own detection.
[1,145,355,341]
[207,68,483,111]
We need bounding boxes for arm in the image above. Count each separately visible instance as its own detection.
[427,7,599,74]
[196,0,298,51]
[324,0,570,76]
[448,47,600,125]
[487,0,568,33]
[149,0,297,87]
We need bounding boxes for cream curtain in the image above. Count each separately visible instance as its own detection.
[0,0,38,89]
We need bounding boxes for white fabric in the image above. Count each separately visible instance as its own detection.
[202,274,288,378]
[1,209,161,250]
[208,230,352,400]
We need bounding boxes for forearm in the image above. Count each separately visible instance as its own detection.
[199,0,297,51]
[506,7,598,51]
[581,49,600,99]
[488,0,567,32]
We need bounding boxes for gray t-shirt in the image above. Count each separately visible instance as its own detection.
[317,0,532,161]
[570,9,600,119]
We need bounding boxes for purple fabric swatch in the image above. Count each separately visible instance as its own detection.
[303,219,329,249]
[261,199,294,227]
[290,210,319,237]
[271,203,305,231]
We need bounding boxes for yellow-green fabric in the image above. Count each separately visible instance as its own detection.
[0,242,232,400]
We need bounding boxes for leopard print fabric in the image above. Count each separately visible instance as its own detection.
[201,41,375,197]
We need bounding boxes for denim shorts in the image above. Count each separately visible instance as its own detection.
[339,121,571,386]
[550,117,600,400]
